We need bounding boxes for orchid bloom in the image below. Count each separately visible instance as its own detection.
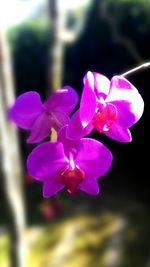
[8,87,78,143]
[67,71,144,142]
[27,126,112,197]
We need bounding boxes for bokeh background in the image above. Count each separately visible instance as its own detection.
[0,0,149,267]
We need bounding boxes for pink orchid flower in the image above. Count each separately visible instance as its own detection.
[67,71,144,142]
[27,126,112,197]
[8,87,78,143]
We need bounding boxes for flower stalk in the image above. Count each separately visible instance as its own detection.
[121,62,150,77]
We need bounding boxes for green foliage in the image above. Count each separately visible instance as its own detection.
[7,19,50,97]
[8,19,49,51]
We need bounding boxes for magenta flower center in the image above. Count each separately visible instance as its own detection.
[92,103,117,133]
[61,165,85,194]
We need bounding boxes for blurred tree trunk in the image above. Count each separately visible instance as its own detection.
[0,25,26,267]
[48,0,64,91]
[48,0,91,92]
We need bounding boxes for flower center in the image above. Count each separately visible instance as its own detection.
[44,107,63,130]
[92,103,117,133]
[61,165,85,194]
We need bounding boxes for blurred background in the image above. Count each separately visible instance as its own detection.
[0,0,150,267]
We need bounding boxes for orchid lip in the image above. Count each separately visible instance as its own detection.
[61,164,85,194]
[92,103,117,133]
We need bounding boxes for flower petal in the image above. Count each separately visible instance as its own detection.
[27,112,52,143]
[93,72,110,99]
[75,138,113,179]
[79,178,100,195]
[51,110,70,132]
[111,95,144,128]
[58,125,82,160]
[106,124,132,142]
[44,86,78,115]
[43,176,64,198]
[109,75,138,94]
[106,76,144,128]
[8,92,43,129]
[67,110,93,140]
[80,72,97,127]
[27,141,66,181]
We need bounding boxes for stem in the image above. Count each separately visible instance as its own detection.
[121,62,150,77]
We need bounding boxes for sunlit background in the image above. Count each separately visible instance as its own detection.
[0,0,150,267]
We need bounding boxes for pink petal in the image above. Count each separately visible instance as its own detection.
[8,92,43,129]
[106,76,144,128]
[44,86,78,115]
[75,138,113,179]
[79,178,100,195]
[109,75,138,93]
[27,112,52,143]
[80,72,97,127]
[43,176,64,198]
[27,141,66,181]
[111,98,143,128]
[58,126,80,159]
[51,110,70,132]
[106,124,132,142]
[93,72,110,99]
[67,110,93,140]
[107,76,140,103]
